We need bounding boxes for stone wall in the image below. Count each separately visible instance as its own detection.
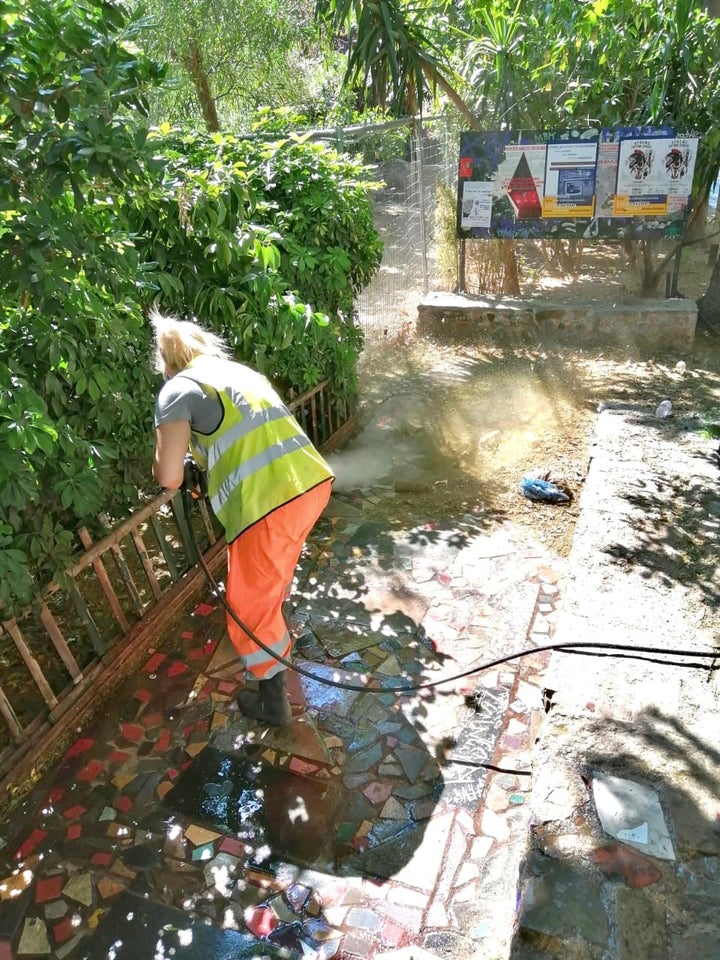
[416,293,698,347]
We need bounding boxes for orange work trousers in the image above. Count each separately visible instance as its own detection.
[225,479,332,679]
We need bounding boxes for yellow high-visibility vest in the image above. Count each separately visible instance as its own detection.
[183,356,333,543]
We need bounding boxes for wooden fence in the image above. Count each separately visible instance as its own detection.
[0,380,355,800]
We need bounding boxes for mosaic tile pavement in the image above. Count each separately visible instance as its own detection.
[0,494,567,960]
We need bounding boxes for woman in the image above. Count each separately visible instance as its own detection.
[150,309,334,726]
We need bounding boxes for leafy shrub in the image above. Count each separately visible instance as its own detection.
[0,0,166,604]
[0,1,381,608]
[131,128,382,395]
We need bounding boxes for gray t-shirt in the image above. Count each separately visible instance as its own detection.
[154,374,223,435]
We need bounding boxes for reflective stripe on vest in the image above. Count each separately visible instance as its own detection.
[181,356,333,542]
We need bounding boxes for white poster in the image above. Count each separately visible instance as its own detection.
[460,181,494,229]
[613,136,698,217]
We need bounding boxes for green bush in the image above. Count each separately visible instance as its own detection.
[0,0,166,604]
[131,128,382,395]
[0,0,381,609]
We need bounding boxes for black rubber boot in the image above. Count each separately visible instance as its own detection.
[237,670,292,727]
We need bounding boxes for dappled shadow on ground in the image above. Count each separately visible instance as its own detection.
[603,454,720,606]
[510,703,720,959]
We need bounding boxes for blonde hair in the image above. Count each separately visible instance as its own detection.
[149,308,231,377]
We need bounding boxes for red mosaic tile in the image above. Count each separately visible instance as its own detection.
[154,729,171,753]
[181,630,195,639]
[15,828,47,860]
[188,648,206,660]
[167,768,179,780]
[382,903,424,932]
[182,724,194,739]
[62,804,87,821]
[318,880,348,905]
[109,750,130,765]
[219,837,247,857]
[0,940,12,960]
[64,737,95,760]
[203,641,217,655]
[52,916,75,945]
[142,712,163,729]
[144,652,166,673]
[289,758,318,776]
[592,843,662,888]
[134,689,152,704]
[77,759,104,783]
[381,919,406,947]
[66,824,82,841]
[120,723,145,743]
[193,602,215,617]
[35,874,64,903]
[244,905,278,937]
[115,796,133,814]
[91,851,113,867]
[167,662,188,677]
[217,680,237,695]
[47,787,65,804]
[194,720,210,734]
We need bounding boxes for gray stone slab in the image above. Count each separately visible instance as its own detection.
[519,860,609,944]
[668,931,720,960]
[616,887,668,960]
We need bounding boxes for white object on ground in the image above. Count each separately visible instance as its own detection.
[592,772,675,860]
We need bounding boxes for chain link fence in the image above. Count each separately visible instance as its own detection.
[312,115,459,342]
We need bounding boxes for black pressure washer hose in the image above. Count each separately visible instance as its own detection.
[182,491,719,697]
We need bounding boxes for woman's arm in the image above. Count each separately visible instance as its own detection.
[153,419,191,489]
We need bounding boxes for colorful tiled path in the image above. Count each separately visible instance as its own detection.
[0,492,567,960]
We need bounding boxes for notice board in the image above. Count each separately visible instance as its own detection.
[456,127,699,240]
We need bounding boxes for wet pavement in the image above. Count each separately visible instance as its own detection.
[0,481,565,959]
[3,369,719,960]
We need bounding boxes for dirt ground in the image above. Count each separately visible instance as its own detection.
[355,238,720,558]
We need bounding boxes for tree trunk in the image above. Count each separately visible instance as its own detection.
[697,247,720,329]
[181,38,220,133]
[684,194,709,242]
[639,240,659,295]
[501,239,521,296]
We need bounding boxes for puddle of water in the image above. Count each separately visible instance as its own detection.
[81,890,269,960]
[164,746,349,870]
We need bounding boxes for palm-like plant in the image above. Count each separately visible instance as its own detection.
[460,1,538,127]
[315,0,479,126]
